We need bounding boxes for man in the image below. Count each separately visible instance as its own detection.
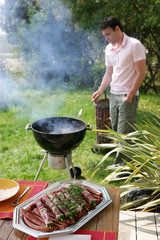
[92,16,146,165]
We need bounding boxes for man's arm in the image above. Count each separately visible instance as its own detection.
[92,66,113,100]
[126,59,146,103]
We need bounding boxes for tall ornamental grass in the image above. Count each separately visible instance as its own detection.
[91,114,160,212]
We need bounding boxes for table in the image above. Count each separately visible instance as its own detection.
[0,185,120,240]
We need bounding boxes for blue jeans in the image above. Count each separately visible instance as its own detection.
[109,93,139,164]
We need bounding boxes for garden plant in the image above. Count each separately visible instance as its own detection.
[91,114,160,212]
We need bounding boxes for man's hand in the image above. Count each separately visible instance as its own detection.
[125,94,133,103]
[92,89,103,101]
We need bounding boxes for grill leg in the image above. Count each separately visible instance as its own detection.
[34,152,48,181]
[70,162,77,180]
[65,155,72,180]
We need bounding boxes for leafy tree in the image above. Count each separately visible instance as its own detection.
[63,0,160,93]
[0,0,39,41]
[0,0,101,88]
[1,0,159,90]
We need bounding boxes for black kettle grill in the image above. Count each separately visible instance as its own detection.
[26,117,91,180]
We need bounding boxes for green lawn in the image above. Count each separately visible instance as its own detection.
[0,87,160,186]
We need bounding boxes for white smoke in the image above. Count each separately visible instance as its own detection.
[0,0,99,117]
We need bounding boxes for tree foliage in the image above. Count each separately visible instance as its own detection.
[0,0,102,88]
[63,0,160,93]
[0,0,159,91]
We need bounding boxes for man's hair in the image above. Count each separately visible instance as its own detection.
[100,16,123,31]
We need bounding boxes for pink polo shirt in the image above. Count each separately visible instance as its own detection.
[105,33,146,95]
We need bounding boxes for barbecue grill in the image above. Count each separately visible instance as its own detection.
[26,117,91,181]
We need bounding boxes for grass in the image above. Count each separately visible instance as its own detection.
[0,87,160,186]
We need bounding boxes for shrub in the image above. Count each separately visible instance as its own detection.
[92,114,160,212]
